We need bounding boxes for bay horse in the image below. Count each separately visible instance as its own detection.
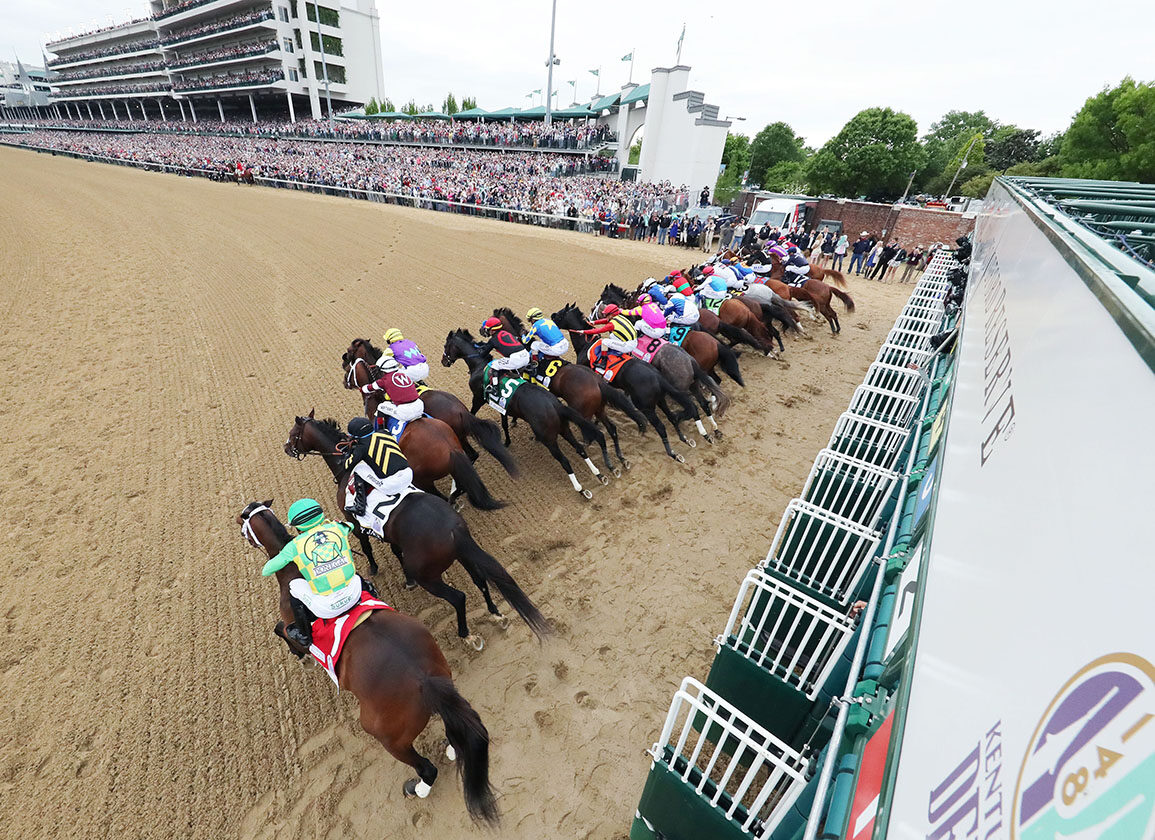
[343,339,519,480]
[763,253,856,335]
[492,308,646,473]
[552,304,700,462]
[237,500,499,821]
[441,330,611,497]
[284,412,551,649]
[598,285,745,387]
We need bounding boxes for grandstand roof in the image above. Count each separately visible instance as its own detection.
[421,112,452,120]
[518,106,547,117]
[589,92,620,112]
[551,105,595,118]
[485,107,520,118]
[453,107,488,118]
[620,84,650,106]
[374,111,413,119]
[1007,176,1155,271]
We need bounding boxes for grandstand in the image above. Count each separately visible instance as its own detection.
[629,175,1155,840]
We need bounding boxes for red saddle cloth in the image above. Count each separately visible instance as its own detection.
[586,341,631,382]
[309,591,393,686]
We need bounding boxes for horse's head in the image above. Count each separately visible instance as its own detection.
[551,303,589,332]
[284,408,347,460]
[237,499,290,555]
[492,307,524,337]
[600,284,630,307]
[442,329,476,368]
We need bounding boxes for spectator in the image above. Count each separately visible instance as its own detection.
[658,211,671,245]
[865,240,885,278]
[900,245,924,282]
[699,186,710,207]
[701,217,716,252]
[871,241,900,281]
[848,231,870,275]
[647,211,659,242]
[832,232,849,271]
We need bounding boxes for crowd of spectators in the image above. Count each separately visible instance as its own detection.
[155,0,225,19]
[46,17,152,48]
[171,68,284,93]
[161,9,275,46]
[15,129,684,223]
[54,60,167,82]
[55,82,170,97]
[169,39,278,69]
[46,38,161,67]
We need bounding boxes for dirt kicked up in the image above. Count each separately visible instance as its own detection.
[0,144,913,840]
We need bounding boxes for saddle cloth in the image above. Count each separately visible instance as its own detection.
[483,366,527,415]
[631,334,667,363]
[667,325,691,347]
[309,591,394,686]
[699,295,724,314]
[527,356,568,388]
[346,479,421,538]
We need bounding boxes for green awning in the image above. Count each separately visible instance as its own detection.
[421,111,452,120]
[590,92,620,112]
[484,107,521,118]
[372,111,413,119]
[453,107,489,118]
[620,84,650,106]
[517,106,547,118]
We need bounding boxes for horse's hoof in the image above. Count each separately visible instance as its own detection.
[687,438,697,449]
[452,498,465,513]
[404,579,418,591]
[702,433,714,446]
[612,467,623,478]
[580,488,594,500]
[445,743,458,762]
[403,778,433,799]
[621,458,631,471]
[674,454,687,464]
[713,429,724,440]
[597,473,610,486]
[464,634,485,651]
[489,612,510,631]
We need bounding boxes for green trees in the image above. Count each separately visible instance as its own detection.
[806,107,923,199]
[628,139,642,165]
[443,93,458,115]
[986,126,1040,172]
[714,132,750,205]
[749,122,805,186]
[382,97,395,112]
[461,96,478,111]
[364,97,379,115]
[1061,77,1155,181]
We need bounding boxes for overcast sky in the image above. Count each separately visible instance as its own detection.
[11,0,1153,144]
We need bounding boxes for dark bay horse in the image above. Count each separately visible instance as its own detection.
[552,304,699,462]
[285,413,551,649]
[441,330,611,497]
[492,307,647,473]
[598,285,745,387]
[343,339,519,480]
[237,500,498,821]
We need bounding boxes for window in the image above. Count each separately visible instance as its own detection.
[290,0,298,17]
[278,7,289,22]
[305,2,340,27]
[283,37,293,53]
[294,31,302,49]
[314,61,345,84]
[308,32,343,57]
[288,68,298,81]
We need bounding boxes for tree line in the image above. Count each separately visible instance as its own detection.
[715,77,1155,204]
[364,93,479,116]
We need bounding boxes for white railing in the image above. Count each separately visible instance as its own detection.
[846,382,922,429]
[649,677,809,838]
[827,411,912,472]
[800,449,899,530]
[716,570,855,698]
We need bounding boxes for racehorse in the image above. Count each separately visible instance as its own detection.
[552,304,701,462]
[441,330,612,498]
[237,500,499,821]
[284,412,551,649]
[597,286,745,387]
[761,252,856,335]
[492,308,647,473]
[343,339,519,480]
[588,297,726,442]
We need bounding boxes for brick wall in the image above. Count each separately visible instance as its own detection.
[813,198,974,248]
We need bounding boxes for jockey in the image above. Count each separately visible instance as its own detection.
[766,234,790,263]
[478,316,531,392]
[783,246,812,286]
[378,328,430,384]
[581,303,638,367]
[644,280,668,306]
[261,498,363,649]
[522,307,570,373]
[343,417,414,518]
[714,260,747,291]
[622,295,669,340]
[359,358,424,435]
[696,265,730,304]
[663,288,700,326]
[665,270,694,298]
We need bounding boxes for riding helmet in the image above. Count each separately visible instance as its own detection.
[347,417,373,438]
[383,328,404,344]
[379,357,401,373]
[602,303,620,318]
[287,498,325,530]
[526,307,544,323]
[481,316,502,335]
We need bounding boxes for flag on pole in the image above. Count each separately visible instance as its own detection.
[676,24,685,62]
[533,88,542,95]
[621,52,633,61]
[588,68,599,76]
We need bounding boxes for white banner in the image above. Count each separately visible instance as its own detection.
[884,181,1155,840]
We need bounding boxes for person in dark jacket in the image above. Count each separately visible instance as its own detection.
[870,241,899,281]
[849,231,871,275]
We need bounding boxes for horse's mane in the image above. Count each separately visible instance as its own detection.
[449,327,476,342]
[601,283,628,302]
[315,417,345,440]
[552,302,590,328]
[262,509,292,545]
[493,307,524,335]
[354,337,385,360]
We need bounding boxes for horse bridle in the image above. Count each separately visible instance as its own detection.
[286,420,348,462]
[240,504,271,549]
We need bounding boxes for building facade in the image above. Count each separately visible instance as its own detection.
[40,0,384,122]
[0,60,52,115]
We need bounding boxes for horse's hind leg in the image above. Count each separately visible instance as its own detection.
[373,731,439,800]
[420,576,481,649]
[597,409,623,472]
[657,398,692,445]
[559,422,609,487]
[457,558,507,627]
[539,433,588,497]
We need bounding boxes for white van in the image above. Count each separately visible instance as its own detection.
[748,197,816,230]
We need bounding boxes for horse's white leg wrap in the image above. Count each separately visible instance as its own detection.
[567,473,582,491]
[583,456,600,476]
[415,780,432,798]
[695,419,709,437]
[449,478,458,495]
[709,414,719,430]
[446,744,457,761]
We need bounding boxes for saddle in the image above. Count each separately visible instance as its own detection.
[483,364,526,415]
[307,591,394,687]
[526,356,568,388]
[586,343,630,382]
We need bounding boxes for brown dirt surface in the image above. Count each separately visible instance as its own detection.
[0,145,914,840]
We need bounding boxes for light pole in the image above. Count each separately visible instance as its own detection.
[544,0,558,126]
[945,134,978,199]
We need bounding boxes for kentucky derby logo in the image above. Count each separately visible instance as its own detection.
[1012,653,1155,839]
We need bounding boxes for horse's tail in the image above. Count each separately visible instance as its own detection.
[420,674,500,826]
[824,268,849,289]
[714,339,745,387]
[599,380,648,433]
[657,373,699,419]
[448,449,504,511]
[692,361,731,417]
[557,402,607,449]
[454,528,551,639]
[830,286,856,312]
[463,412,519,479]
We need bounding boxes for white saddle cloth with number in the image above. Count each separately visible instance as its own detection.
[346,479,421,538]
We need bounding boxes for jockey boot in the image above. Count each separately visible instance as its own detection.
[352,475,370,517]
[286,596,315,649]
[361,576,380,599]
[524,358,539,380]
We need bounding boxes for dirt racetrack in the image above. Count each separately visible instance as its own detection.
[0,144,912,840]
